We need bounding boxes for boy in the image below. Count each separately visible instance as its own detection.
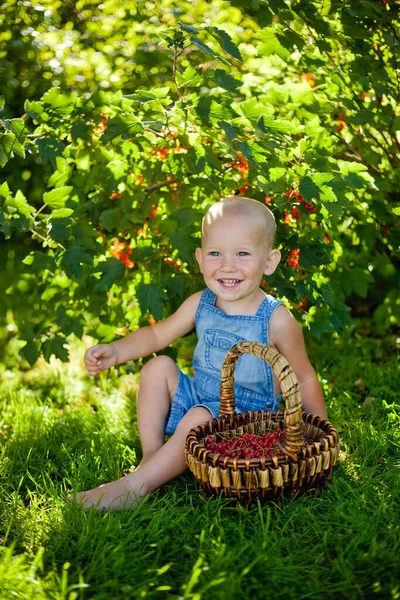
[71,197,327,510]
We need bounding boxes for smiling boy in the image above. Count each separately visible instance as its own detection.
[71,196,326,510]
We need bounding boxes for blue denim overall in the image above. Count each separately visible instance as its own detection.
[165,288,283,435]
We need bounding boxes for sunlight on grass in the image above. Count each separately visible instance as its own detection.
[1,335,399,598]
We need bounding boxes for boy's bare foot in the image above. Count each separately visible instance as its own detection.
[68,475,145,511]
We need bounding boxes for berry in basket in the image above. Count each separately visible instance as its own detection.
[204,430,285,459]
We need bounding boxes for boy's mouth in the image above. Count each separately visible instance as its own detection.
[218,278,242,288]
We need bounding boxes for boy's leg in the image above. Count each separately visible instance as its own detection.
[72,406,211,511]
[136,355,179,463]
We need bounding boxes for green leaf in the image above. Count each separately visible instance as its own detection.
[287,82,314,106]
[277,28,306,52]
[127,90,160,103]
[92,258,125,292]
[136,283,167,321]
[235,99,271,125]
[164,275,185,299]
[51,208,74,219]
[0,133,16,167]
[207,27,243,61]
[5,118,28,141]
[311,173,334,186]
[196,96,212,120]
[321,202,343,218]
[0,213,12,237]
[65,317,84,339]
[190,36,218,56]
[176,65,204,88]
[0,96,4,111]
[107,160,127,179]
[15,190,34,215]
[351,267,372,298]
[71,123,92,141]
[41,87,76,115]
[75,149,91,171]
[258,116,296,134]
[94,322,117,343]
[43,334,69,362]
[24,99,44,120]
[218,120,240,142]
[320,186,337,202]
[127,87,170,100]
[340,271,353,296]
[344,173,371,189]
[100,208,122,231]
[212,69,242,90]
[4,190,35,217]
[20,341,41,366]
[56,306,72,328]
[190,36,229,64]
[178,22,199,34]
[321,0,331,15]
[392,207,400,216]
[203,146,223,172]
[300,173,336,203]
[257,28,290,60]
[208,101,234,121]
[22,251,57,272]
[0,181,11,199]
[50,221,70,242]
[269,167,286,182]
[319,283,336,308]
[101,114,144,141]
[18,322,35,342]
[43,186,73,209]
[236,142,266,166]
[299,176,321,201]
[170,208,202,228]
[172,225,198,263]
[61,246,93,278]
[37,137,66,167]
[299,244,331,268]
[9,135,25,158]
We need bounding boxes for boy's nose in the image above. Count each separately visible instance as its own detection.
[220,256,237,271]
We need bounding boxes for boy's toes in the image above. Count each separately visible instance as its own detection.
[66,491,89,506]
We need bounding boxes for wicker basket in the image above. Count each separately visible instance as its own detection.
[185,341,339,504]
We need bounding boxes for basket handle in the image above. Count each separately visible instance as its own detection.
[219,341,304,458]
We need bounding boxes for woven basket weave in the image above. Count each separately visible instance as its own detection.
[185,341,339,504]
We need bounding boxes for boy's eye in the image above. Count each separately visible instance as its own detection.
[237,251,250,256]
[208,251,220,257]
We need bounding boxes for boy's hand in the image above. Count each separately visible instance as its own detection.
[84,344,118,376]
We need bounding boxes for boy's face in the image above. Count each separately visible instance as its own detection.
[195,213,280,308]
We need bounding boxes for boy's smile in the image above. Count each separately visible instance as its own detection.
[218,278,242,289]
[196,212,280,314]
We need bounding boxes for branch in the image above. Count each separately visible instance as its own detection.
[332,134,382,175]
[172,45,184,103]
[30,229,66,251]
[144,177,179,194]
[363,125,399,168]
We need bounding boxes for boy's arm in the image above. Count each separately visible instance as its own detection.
[86,291,202,373]
[268,305,328,419]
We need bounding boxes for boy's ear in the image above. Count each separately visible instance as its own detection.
[195,247,203,272]
[263,249,281,276]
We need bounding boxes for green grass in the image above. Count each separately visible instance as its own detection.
[0,333,399,599]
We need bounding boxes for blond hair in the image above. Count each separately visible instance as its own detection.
[202,197,277,249]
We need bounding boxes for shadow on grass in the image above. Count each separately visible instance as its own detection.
[4,419,399,600]
[1,334,399,599]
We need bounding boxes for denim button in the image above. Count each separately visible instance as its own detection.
[265,401,273,409]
